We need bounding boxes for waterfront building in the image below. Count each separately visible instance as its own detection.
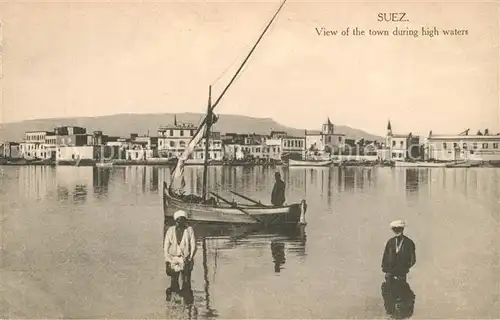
[1,142,21,158]
[426,129,500,161]
[282,135,306,160]
[305,118,345,155]
[383,121,421,161]
[264,137,282,160]
[125,135,159,161]
[57,146,97,162]
[157,120,223,161]
[19,131,55,160]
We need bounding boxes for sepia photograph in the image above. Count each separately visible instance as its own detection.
[0,0,499,319]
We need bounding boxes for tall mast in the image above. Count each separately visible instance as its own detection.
[202,85,212,200]
[194,0,287,133]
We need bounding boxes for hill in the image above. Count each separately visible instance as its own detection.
[0,113,382,142]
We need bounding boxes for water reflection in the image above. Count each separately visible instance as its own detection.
[405,169,419,192]
[73,185,87,204]
[381,278,416,319]
[93,167,110,199]
[5,165,500,319]
[162,222,308,318]
[271,241,286,273]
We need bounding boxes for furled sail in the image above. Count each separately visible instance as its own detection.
[169,113,219,194]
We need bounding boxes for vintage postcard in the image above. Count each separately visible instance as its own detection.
[0,0,499,319]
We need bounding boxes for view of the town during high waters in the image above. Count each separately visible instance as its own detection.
[1,0,500,319]
[0,166,498,318]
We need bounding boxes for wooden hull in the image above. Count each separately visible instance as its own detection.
[289,159,332,167]
[163,183,303,225]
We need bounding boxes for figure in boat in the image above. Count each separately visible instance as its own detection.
[271,172,286,206]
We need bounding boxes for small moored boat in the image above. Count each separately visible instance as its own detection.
[395,161,447,168]
[288,159,332,167]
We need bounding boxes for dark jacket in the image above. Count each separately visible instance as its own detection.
[382,235,416,276]
[271,179,286,206]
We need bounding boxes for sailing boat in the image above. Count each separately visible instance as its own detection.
[163,0,307,225]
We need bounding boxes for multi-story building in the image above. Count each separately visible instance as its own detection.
[282,136,306,160]
[382,121,421,161]
[264,137,282,160]
[305,118,345,155]
[157,122,223,162]
[19,131,55,160]
[426,129,500,161]
[19,126,103,162]
[1,142,21,158]
[125,135,159,161]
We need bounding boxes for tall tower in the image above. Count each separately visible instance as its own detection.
[322,118,334,134]
[386,120,393,160]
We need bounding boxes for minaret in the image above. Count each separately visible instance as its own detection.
[386,120,393,160]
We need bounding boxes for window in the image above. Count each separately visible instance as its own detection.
[400,141,404,147]
[190,130,195,136]
[180,130,184,137]
[494,143,499,149]
[179,141,186,148]
[169,130,173,136]
[462,143,467,149]
[338,137,342,142]
[443,143,447,149]
[453,143,458,148]
[482,143,489,149]
[392,141,396,147]
[392,153,396,157]
[473,142,478,149]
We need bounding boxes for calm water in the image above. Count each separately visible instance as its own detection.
[0,165,499,319]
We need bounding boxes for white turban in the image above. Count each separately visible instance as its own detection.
[390,220,405,228]
[174,210,187,220]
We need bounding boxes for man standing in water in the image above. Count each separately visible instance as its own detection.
[271,172,286,206]
[164,210,197,303]
[381,220,416,317]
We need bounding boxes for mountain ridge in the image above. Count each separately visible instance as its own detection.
[0,113,383,142]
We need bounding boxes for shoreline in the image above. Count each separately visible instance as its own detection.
[1,161,500,168]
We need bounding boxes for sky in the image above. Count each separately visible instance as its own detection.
[0,0,499,136]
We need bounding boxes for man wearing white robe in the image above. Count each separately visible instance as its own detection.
[164,210,197,301]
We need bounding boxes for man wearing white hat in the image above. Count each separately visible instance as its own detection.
[164,210,197,301]
[381,220,416,316]
[382,220,416,280]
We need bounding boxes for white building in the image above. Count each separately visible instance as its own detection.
[305,118,345,155]
[264,138,282,160]
[19,131,55,160]
[223,144,245,160]
[57,146,96,161]
[427,132,500,161]
[157,121,223,161]
[281,136,306,159]
[384,121,421,161]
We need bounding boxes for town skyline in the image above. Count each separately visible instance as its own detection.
[1,1,499,136]
[1,111,498,139]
